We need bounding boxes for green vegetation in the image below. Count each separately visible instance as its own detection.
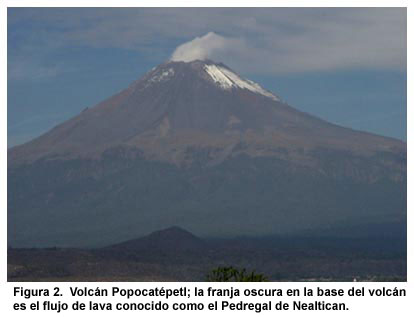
[206,266,268,282]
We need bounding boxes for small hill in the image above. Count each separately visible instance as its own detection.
[107,226,207,253]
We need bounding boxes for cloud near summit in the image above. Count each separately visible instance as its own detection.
[170,32,245,62]
[164,8,406,73]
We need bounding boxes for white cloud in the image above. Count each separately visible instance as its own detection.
[170,32,245,62]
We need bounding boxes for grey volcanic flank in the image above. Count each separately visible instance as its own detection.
[8,60,406,247]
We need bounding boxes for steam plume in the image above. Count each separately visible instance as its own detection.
[171,32,236,62]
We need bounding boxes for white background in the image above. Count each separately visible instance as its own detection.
[1,1,411,316]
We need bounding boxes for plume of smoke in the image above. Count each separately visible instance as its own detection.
[170,32,241,62]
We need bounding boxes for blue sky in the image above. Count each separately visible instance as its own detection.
[8,8,406,146]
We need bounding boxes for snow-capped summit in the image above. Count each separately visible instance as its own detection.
[141,59,279,101]
[203,63,279,101]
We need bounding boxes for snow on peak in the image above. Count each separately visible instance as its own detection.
[203,64,279,101]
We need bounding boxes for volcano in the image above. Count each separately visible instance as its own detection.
[8,60,406,247]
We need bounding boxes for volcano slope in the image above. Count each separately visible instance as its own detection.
[8,60,406,247]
